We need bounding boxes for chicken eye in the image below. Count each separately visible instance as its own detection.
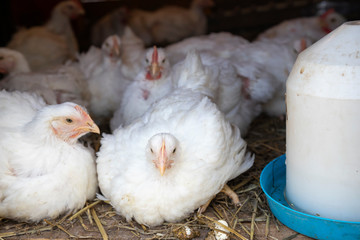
[172,148,176,153]
[66,118,73,123]
[162,58,166,63]
[330,17,337,23]
[145,58,149,63]
[150,148,153,153]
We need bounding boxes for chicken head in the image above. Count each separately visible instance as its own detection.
[49,103,100,144]
[319,8,346,33]
[147,133,179,176]
[59,0,85,19]
[101,35,121,61]
[145,46,169,80]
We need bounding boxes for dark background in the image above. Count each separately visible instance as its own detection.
[1,0,360,52]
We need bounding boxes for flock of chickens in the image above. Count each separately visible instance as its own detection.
[0,0,346,227]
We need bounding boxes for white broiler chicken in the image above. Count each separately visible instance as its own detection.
[0,90,99,222]
[7,0,85,71]
[91,0,214,47]
[110,46,172,130]
[207,37,308,122]
[96,51,254,227]
[167,33,281,134]
[0,48,89,108]
[230,37,310,119]
[256,8,346,43]
[77,35,131,124]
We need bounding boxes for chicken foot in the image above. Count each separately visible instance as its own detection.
[221,184,240,206]
[198,197,213,214]
[198,184,240,214]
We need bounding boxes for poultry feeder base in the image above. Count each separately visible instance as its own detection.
[260,155,360,240]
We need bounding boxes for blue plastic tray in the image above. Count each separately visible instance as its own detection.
[260,154,360,240]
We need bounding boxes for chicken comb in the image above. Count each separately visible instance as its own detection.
[319,8,335,33]
[320,8,335,20]
[152,46,158,63]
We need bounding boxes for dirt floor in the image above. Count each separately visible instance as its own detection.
[0,114,313,240]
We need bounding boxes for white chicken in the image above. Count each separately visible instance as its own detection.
[91,0,214,47]
[96,51,254,227]
[0,48,89,108]
[0,90,99,222]
[7,0,85,71]
[76,35,131,124]
[256,8,346,43]
[172,34,306,120]
[110,46,173,130]
[229,38,309,118]
[166,31,290,132]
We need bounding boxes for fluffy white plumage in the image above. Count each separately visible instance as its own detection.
[170,47,258,136]
[0,48,90,108]
[256,9,346,43]
[97,51,254,227]
[0,90,99,222]
[255,38,310,117]
[229,37,311,118]
[165,32,249,64]
[77,35,131,123]
[172,34,306,121]
[7,0,84,71]
[110,46,173,130]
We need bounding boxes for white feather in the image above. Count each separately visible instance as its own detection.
[97,53,254,226]
[0,90,98,222]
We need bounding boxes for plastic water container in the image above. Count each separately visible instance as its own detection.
[285,21,360,222]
